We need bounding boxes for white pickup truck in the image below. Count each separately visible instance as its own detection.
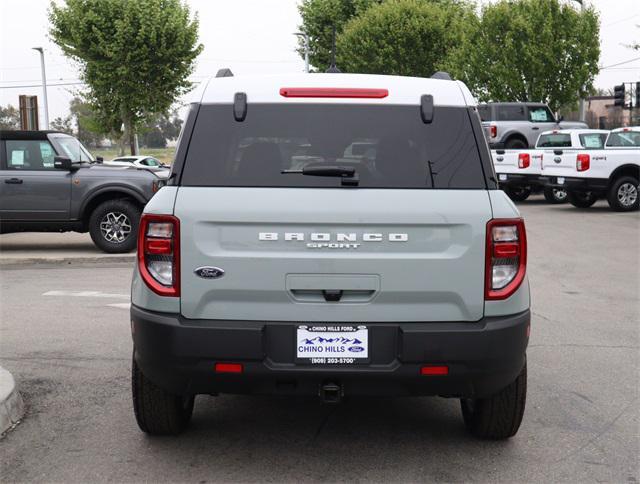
[492,129,609,203]
[541,127,640,211]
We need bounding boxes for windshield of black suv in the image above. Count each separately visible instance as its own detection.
[181,103,486,188]
[50,134,94,162]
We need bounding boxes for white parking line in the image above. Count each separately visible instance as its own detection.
[43,290,129,299]
[107,303,131,309]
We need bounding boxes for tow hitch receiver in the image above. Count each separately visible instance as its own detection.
[319,382,343,404]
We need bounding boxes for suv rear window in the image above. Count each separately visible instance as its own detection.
[181,104,486,189]
[477,104,491,121]
[537,133,571,148]
[495,105,526,121]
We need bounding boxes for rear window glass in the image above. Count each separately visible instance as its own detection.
[181,104,486,189]
[606,131,640,147]
[496,105,526,121]
[477,105,491,121]
[579,133,606,149]
[537,133,571,148]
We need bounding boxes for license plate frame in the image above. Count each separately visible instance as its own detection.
[295,325,369,365]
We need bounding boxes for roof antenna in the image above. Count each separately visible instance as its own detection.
[326,25,341,73]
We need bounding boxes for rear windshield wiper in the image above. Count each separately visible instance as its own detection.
[282,165,359,186]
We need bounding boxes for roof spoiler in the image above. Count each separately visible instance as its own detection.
[216,68,234,78]
[431,71,452,81]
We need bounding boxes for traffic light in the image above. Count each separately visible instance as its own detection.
[636,82,640,108]
[614,84,625,107]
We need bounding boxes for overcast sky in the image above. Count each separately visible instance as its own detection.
[0,0,638,125]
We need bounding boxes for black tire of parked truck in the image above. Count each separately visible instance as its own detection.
[567,190,598,208]
[461,361,527,439]
[543,187,568,204]
[88,199,141,253]
[132,356,195,435]
[505,185,531,202]
[607,176,639,212]
[504,137,528,150]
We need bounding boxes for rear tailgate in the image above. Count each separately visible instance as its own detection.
[176,188,492,322]
[540,148,578,176]
[493,150,541,177]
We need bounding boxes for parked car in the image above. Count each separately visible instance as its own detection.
[493,129,609,203]
[104,155,168,170]
[0,130,168,252]
[541,127,640,211]
[130,71,530,439]
[479,102,588,149]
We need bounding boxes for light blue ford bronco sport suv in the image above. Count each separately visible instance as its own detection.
[130,71,530,439]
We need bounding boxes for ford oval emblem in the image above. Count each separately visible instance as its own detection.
[194,266,225,279]
[348,346,365,353]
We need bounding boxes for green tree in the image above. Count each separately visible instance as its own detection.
[336,0,475,77]
[50,115,74,134]
[49,0,202,154]
[447,0,600,112]
[69,97,106,148]
[0,104,20,130]
[297,0,381,71]
[139,110,183,148]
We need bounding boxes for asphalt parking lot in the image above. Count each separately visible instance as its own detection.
[0,196,638,483]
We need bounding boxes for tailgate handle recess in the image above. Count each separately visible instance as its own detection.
[322,289,342,302]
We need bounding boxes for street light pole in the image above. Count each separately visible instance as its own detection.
[294,32,310,73]
[573,0,587,123]
[32,47,49,130]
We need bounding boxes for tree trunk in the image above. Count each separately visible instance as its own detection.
[121,111,138,156]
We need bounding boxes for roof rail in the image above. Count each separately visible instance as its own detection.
[431,71,452,81]
[216,68,234,78]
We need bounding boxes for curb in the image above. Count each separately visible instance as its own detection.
[0,367,24,435]
[0,254,136,267]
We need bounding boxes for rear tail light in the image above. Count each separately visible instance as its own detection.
[576,154,590,172]
[137,214,180,296]
[279,87,388,98]
[485,219,527,300]
[490,125,497,138]
[518,153,530,169]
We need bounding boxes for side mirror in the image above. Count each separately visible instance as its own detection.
[54,156,72,170]
[96,156,104,163]
[557,114,564,123]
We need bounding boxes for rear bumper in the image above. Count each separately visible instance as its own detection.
[131,306,530,399]
[540,175,608,191]
[496,173,543,188]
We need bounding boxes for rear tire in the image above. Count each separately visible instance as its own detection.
[504,138,528,150]
[461,361,527,440]
[607,176,639,212]
[132,355,195,435]
[543,186,568,204]
[89,199,141,253]
[567,190,597,208]
[505,185,531,202]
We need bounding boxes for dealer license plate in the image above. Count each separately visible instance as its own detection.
[296,325,368,364]
[498,174,507,181]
